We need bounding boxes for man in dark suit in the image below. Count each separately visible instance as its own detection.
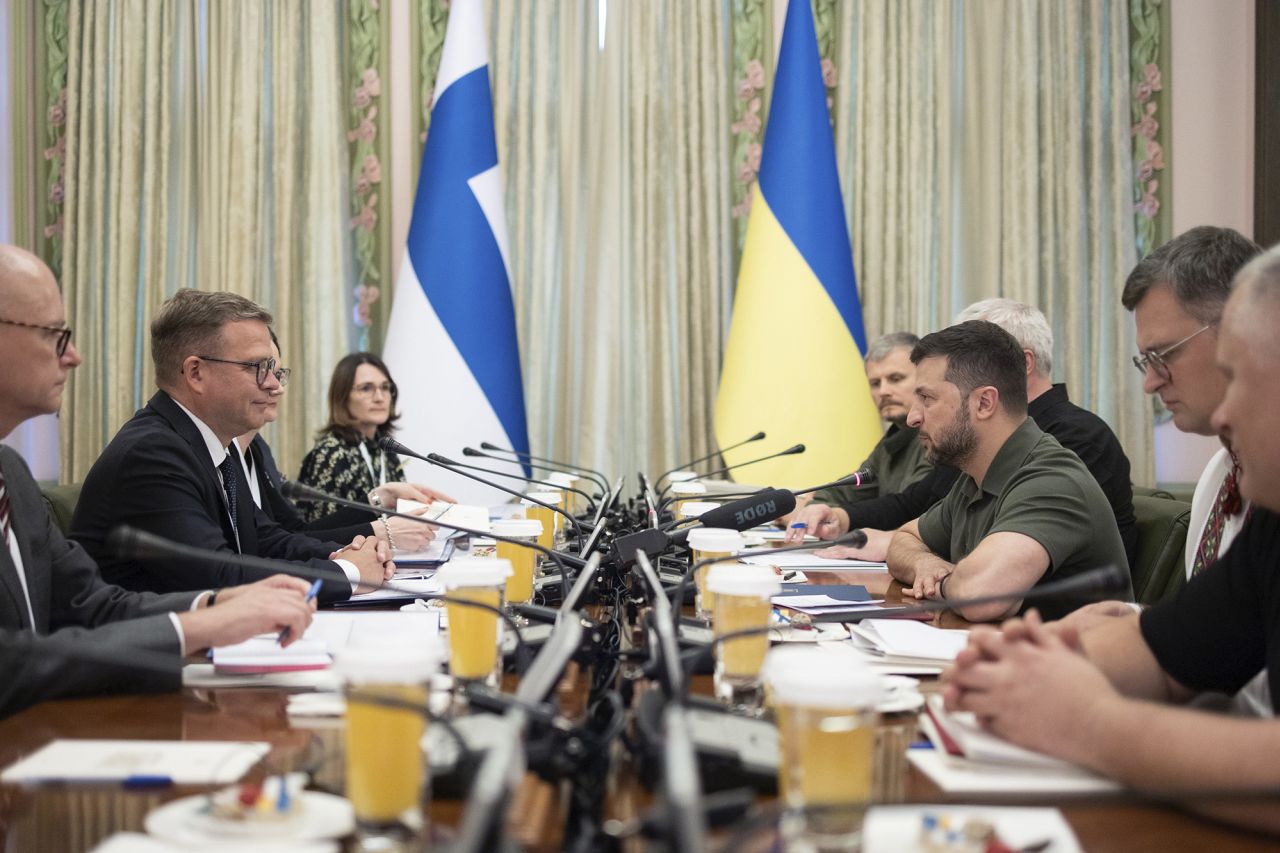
[0,245,315,717]
[71,290,390,604]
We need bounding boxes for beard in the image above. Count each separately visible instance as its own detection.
[924,407,979,468]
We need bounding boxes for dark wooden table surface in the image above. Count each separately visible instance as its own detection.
[2,571,1277,851]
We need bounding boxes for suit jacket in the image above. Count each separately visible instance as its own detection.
[248,435,376,544]
[0,446,196,717]
[71,391,351,604]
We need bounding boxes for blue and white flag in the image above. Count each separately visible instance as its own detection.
[383,0,531,504]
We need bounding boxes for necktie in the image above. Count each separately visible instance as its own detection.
[0,469,11,544]
[1191,454,1247,576]
[218,450,241,552]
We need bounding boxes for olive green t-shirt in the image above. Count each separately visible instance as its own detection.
[916,418,1133,620]
[815,423,932,508]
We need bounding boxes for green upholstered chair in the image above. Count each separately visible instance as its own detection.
[39,482,82,536]
[1130,494,1192,606]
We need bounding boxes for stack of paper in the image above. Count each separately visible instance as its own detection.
[209,611,440,675]
[845,619,970,674]
[397,499,491,533]
[913,695,1119,794]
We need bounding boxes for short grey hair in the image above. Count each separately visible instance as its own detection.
[1121,226,1262,324]
[954,298,1053,376]
[1232,246,1280,347]
[151,289,274,387]
[866,331,920,364]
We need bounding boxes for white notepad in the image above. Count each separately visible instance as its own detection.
[1,739,269,785]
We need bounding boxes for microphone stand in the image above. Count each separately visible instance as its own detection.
[656,444,805,500]
[653,430,766,490]
[464,447,607,502]
[446,454,598,514]
[657,470,875,523]
[478,441,612,496]
[377,437,586,542]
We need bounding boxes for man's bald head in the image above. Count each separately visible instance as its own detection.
[0,245,58,309]
[0,245,80,438]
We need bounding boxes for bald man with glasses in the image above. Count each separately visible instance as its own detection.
[71,290,391,604]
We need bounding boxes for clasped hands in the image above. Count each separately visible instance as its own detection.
[940,609,1121,764]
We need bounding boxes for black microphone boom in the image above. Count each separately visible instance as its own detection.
[477,441,612,495]
[658,469,876,532]
[377,436,585,539]
[657,444,805,499]
[809,565,1131,623]
[610,489,798,567]
[654,430,766,487]
[464,447,607,498]
[447,454,597,513]
[278,480,582,602]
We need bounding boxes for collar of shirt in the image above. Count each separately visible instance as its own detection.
[958,417,1045,503]
[1027,382,1070,420]
[171,397,232,468]
[880,422,920,455]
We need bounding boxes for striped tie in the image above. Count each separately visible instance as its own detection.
[0,470,11,543]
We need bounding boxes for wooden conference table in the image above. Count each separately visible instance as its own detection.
[0,571,1276,852]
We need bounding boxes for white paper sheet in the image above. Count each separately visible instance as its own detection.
[864,805,1083,852]
[397,499,491,533]
[1,740,269,785]
[853,619,970,662]
[740,550,887,570]
[908,749,1119,795]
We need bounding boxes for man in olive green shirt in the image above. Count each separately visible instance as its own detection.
[887,321,1132,622]
[792,333,932,525]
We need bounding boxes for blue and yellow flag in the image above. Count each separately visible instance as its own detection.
[715,0,882,488]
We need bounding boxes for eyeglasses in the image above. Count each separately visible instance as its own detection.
[0,317,73,357]
[1131,324,1213,381]
[197,355,292,387]
[352,381,396,397]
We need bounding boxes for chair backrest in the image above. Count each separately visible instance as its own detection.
[39,482,83,536]
[1130,494,1192,606]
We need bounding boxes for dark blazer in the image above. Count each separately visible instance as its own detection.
[0,446,196,717]
[71,391,351,604]
[247,435,377,544]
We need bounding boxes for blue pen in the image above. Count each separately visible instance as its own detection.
[278,578,323,645]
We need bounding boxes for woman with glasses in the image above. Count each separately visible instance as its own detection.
[297,353,451,526]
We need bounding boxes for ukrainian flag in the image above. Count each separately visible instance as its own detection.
[715,0,881,488]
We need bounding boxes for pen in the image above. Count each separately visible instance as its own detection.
[277,578,323,646]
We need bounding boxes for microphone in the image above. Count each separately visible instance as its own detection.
[463,447,606,499]
[477,441,612,495]
[446,453,597,513]
[610,489,798,567]
[278,481,583,602]
[658,468,877,529]
[106,525,354,604]
[378,437,585,540]
[654,431,766,487]
[658,444,805,498]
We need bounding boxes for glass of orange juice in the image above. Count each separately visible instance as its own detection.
[708,563,780,714]
[766,646,884,850]
[438,558,511,689]
[685,528,745,620]
[490,519,542,610]
[336,642,442,850]
[521,491,563,549]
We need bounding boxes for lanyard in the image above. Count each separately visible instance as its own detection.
[358,441,387,486]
